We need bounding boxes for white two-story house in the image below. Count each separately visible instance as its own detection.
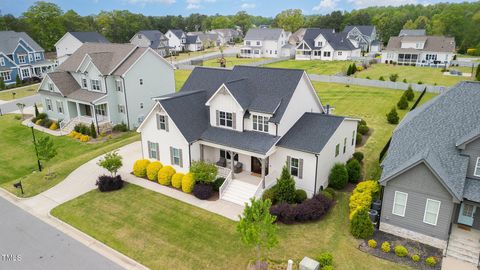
[55,32,110,65]
[342,25,378,53]
[240,28,294,58]
[296,28,361,61]
[381,35,456,67]
[130,30,170,57]
[38,43,175,132]
[137,66,358,205]
[165,29,187,52]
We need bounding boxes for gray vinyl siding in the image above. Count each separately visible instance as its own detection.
[463,138,480,179]
[380,163,455,240]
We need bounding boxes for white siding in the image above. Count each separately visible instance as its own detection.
[207,86,244,131]
[55,33,83,65]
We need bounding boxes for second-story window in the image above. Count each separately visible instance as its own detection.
[18,55,26,64]
[116,80,123,91]
[48,82,54,91]
[28,54,33,62]
[256,41,260,45]
[82,78,88,89]
[139,79,143,85]
[91,79,101,91]
[0,57,4,66]
[246,41,251,46]
[219,111,233,128]
[35,53,41,60]
[252,115,269,132]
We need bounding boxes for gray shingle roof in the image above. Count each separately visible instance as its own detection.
[300,28,357,51]
[343,25,375,36]
[464,178,480,202]
[244,28,283,41]
[185,35,199,44]
[66,89,106,103]
[0,31,43,53]
[69,32,110,43]
[300,28,335,49]
[384,36,455,53]
[277,113,345,153]
[399,29,426,37]
[169,29,185,39]
[381,81,480,202]
[200,127,280,155]
[47,71,80,96]
[136,30,167,49]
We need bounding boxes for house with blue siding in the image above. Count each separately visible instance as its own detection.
[0,31,56,85]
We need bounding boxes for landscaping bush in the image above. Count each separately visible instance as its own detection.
[417,81,423,85]
[146,161,163,181]
[213,177,225,191]
[190,161,217,184]
[328,163,348,190]
[96,175,123,192]
[171,172,185,189]
[181,173,195,193]
[402,78,407,83]
[394,245,408,257]
[262,185,278,205]
[270,194,332,224]
[79,135,90,142]
[49,122,58,130]
[158,166,176,186]
[193,183,214,200]
[404,86,415,101]
[319,190,333,201]
[276,165,296,204]
[368,239,377,248]
[133,159,150,178]
[346,159,361,183]
[349,180,380,219]
[112,123,128,132]
[350,207,374,239]
[90,122,97,138]
[411,254,420,262]
[324,187,336,199]
[389,73,399,82]
[381,242,391,253]
[397,95,409,110]
[425,256,437,267]
[359,119,366,126]
[356,133,363,146]
[357,124,369,135]
[294,189,307,203]
[316,252,333,268]
[353,152,364,163]
[386,107,399,124]
[379,76,385,81]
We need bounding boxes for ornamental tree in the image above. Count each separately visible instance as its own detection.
[97,150,123,177]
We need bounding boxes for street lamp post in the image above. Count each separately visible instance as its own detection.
[26,122,42,172]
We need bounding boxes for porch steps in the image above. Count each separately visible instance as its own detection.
[446,232,480,264]
[221,180,258,206]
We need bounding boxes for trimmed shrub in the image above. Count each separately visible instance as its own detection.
[389,73,399,82]
[381,242,391,253]
[181,173,195,193]
[346,159,361,183]
[133,159,150,178]
[350,207,374,239]
[213,177,225,191]
[405,86,415,101]
[328,163,348,190]
[394,245,408,257]
[397,95,409,110]
[353,152,364,163]
[193,183,213,200]
[387,107,399,124]
[411,254,420,262]
[294,189,307,203]
[146,161,163,181]
[368,239,377,248]
[324,187,336,199]
[379,76,385,81]
[49,122,58,130]
[357,124,369,135]
[158,166,176,186]
[425,256,437,267]
[96,175,123,192]
[35,119,42,125]
[402,78,407,83]
[356,133,363,146]
[90,122,97,138]
[359,119,367,126]
[171,173,184,189]
[276,165,296,204]
[80,135,90,142]
[190,160,217,184]
[262,185,277,205]
[319,190,333,201]
[112,123,128,132]
[270,194,332,224]
[316,252,333,267]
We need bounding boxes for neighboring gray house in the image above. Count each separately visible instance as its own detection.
[209,29,242,44]
[188,32,221,48]
[38,43,175,132]
[342,25,378,52]
[399,29,427,37]
[379,81,480,265]
[55,32,110,65]
[130,30,169,57]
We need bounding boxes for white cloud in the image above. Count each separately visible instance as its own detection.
[313,0,339,11]
[127,0,175,5]
[187,3,201,9]
[241,3,256,9]
[348,0,417,8]
[186,0,216,9]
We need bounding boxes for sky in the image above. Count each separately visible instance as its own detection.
[0,0,473,17]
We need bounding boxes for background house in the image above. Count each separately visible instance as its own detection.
[38,43,175,132]
[342,25,378,53]
[379,81,480,264]
[55,32,110,65]
[137,66,358,205]
[209,29,242,45]
[0,31,56,84]
[240,28,293,58]
[165,29,186,52]
[130,30,170,57]
[399,29,427,37]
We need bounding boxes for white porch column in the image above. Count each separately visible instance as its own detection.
[261,158,265,189]
[229,150,235,179]
[76,103,81,117]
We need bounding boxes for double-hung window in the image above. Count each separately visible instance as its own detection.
[392,191,408,217]
[91,79,101,91]
[0,71,11,81]
[290,157,299,177]
[219,111,233,128]
[35,53,41,60]
[48,82,54,91]
[82,78,88,89]
[158,115,166,130]
[352,130,355,146]
[252,115,269,132]
[474,157,480,177]
[116,80,123,92]
[0,57,4,66]
[343,137,347,153]
[172,148,182,166]
[18,55,26,64]
[423,199,441,226]
[56,101,64,114]
[148,141,159,160]
[21,68,30,78]
[335,144,340,157]
[45,99,53,111]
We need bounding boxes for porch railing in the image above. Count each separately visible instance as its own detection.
[217,166,233,200]
[253,179,265,199]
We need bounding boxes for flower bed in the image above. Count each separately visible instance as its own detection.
[359,230,442,270]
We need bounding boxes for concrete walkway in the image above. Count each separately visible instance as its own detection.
[442,256,478,270]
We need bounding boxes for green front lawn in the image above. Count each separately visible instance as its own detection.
[263,60,353,75]
[202,57,267,68]
[355,64,471,86]
[314,82,436,179]
[0,84,39,101]
[0,114,139,197]
[52,183,408,270]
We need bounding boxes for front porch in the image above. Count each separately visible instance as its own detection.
[61,101,111,133]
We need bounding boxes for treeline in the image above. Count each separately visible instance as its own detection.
[1,1,479,53]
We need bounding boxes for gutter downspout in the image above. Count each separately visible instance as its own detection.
[121,76,131,129]
[314,153,319,195]
[275,123,278,137]
[188,142,192,168]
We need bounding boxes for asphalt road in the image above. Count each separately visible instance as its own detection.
[0,197,125,270]
[0,94,40,115]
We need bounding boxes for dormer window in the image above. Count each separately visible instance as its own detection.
[252,115,269,132]
[48,82,54,91]
[218,111,233,128]
[91,79,101,91]
[115,80,123,91]
[35,53,41,60]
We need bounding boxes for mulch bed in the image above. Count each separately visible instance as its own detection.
[358,230,442,270]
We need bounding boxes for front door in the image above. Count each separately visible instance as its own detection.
[84,105,92,117]
[251,157,268,175]
[458,203,477,226]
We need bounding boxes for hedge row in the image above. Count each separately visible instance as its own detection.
[269,193,333,224]
[348,180,380,220]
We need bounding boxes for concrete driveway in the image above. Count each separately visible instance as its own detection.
[0,94,40,115]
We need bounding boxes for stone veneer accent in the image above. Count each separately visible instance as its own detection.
[380,222,447,250]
